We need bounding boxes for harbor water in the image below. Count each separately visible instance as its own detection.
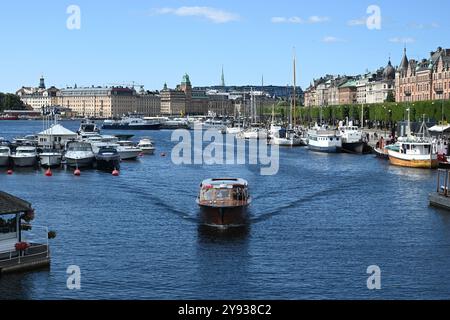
[1,121,450,299]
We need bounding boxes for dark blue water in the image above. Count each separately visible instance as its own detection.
[1,120,450,300]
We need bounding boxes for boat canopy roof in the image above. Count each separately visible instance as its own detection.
[429,124,450,133]
[201,178,248,188]
[0,191,31,215]
[38,124,77,136]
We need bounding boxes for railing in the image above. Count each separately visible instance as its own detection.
[437,169,450,197]
[0,225,49,265]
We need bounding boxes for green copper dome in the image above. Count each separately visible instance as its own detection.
[182,73,191,85]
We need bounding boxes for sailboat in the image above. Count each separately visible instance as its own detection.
[269,49,304,146]
[388,113,438,169]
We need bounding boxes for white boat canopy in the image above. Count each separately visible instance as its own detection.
[38,124,77,136]
[429,124,450,133]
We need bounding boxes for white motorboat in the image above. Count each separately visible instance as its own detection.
[0,146,11,167]
[78,119,100,136]
[224,126,243,135]
[116,141,142,160]
[138,138,155,155]
[64,141,95,168]
[307,126,342,153]
[11,146,38,167]
[238,127,268,140]
[39,150,62,167]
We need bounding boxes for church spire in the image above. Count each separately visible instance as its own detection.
[221,65,225,87]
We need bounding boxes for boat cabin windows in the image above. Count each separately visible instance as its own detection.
[200,186,248,202]
[0,214,17,241]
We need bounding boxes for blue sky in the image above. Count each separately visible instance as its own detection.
[0,0,448,93]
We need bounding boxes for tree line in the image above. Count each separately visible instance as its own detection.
[0,92,26,112]
[264,100,450,125]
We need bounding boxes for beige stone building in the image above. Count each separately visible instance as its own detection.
[58,86,160,118]
[160,74,234,116]
[16,76,59,111]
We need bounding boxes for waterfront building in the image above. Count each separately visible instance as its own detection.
[16,76,59,111]
[396,47,450,103]
[338,80,358,105]
[365,59,395,104]
[160,74,234,116]
[58,86,160,118]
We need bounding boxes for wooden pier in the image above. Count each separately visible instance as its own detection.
[429,169,450,210]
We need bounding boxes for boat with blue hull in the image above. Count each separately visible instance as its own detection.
[102,117,161,131]
[307,127,342,153]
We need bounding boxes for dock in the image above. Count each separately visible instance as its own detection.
[0,192,51,274]
[429,169,450,210]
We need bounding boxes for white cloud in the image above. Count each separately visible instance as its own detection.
[322,36,344,43]
[153,6,239,24]
[308,16,329,23]
[389,37,415,44]
[271,15,329,24]
[409,22,440,29]
[347,18,366,26]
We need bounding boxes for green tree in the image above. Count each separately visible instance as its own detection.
[385,91,395,103]
[0,92,25,112]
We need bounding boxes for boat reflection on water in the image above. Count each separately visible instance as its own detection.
[197,224,250,243]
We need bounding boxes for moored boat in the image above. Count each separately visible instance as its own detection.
[388,117,438,169]
[95,146,121,172]
[138,138,155,155]
[0,146,11,167]
[64,141,95,168]
[39,150,62,168]
[388,138,438,169]
[197,178,251,227]
[339,125,366,154]
[11,146,38,167]
[307,127,342,153]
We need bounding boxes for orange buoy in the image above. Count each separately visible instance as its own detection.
[112,169,120,176]
[7,169,13,175]
[74,168,81,176]
[45,168,53,177]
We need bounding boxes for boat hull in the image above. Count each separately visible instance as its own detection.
[65,156,95,168]
[95,155,121,172]
[342,142,365,154]
[308,144,341,153]
[199,204,249,227]
[0,156,10,167]
[140,147,155,155]
[11,156,37,167]
[102,124,161,130]
[39,154,62,167]
[118,150,141,160]
[388,152,438,169]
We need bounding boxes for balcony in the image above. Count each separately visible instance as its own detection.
[434,85,444,95]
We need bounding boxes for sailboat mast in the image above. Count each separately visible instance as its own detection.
[293,48,297,128]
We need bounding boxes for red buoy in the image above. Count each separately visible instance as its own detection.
[7,169,13,175]
[45,168,53,177]
[112,169,120,176]
[74,168,81,176]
